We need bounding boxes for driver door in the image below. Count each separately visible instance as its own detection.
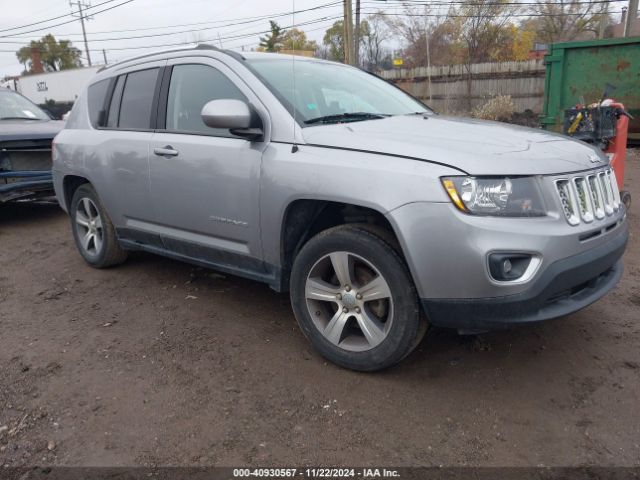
[148,58,268,271]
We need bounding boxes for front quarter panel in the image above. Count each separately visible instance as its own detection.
[260,143,459,266]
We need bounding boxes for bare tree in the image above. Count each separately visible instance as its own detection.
[458,0,520,65]
[360,13,389,70]
[383,3,446,68]
[528,0,612,42]
[455,0,520,109]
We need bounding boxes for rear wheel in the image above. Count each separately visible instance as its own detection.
[290,225,423,371]
[70,184,127,268]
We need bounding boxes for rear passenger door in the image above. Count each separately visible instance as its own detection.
[95,62,164,244]
[148,58,268,269]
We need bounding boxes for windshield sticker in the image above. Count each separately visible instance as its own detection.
[307,103,317,110]
[23,110,37,118]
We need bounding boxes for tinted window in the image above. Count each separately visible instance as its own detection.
[87,79,110,127]
[119,68,159,130]
[106,75,125,128]
[166,64,247,135]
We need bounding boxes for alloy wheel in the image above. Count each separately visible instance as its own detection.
[304,251,394,352]
[74,197,104,256]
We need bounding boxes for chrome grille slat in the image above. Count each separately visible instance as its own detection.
[606,170,621,209]
[556,179,579,226]
[555,168,619,226]
[587,174,605,219]
[572,177,594,223]
[598,172,614,215]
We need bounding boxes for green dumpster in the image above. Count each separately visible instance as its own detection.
[541,37,640,145]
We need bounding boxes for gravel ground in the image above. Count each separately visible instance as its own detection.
[0,151,638,468]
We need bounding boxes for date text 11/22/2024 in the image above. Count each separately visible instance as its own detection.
[232,468,401,478]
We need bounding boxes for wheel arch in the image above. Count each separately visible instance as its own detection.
[62,174,91,211]
[278,198,405,291]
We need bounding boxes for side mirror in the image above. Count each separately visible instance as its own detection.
[201,99,263,140]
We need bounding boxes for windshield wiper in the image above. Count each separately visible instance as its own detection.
[304,112,390,125]
[0,116,42,120]
[404,111,431,117]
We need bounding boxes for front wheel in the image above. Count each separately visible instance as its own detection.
[290,225,424,371]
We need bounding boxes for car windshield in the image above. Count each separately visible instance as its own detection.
[246,57,431,125]
[0,89,50,120]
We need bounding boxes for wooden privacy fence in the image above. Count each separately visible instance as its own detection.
[378,59,546,114]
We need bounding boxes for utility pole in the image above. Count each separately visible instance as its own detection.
[426,33,432,103]
[354,0,361,67]
[70,1,92,66]
[624,0,639,37]
[343,0,354,65]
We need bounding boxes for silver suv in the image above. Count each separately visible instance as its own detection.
[53,46,628,371]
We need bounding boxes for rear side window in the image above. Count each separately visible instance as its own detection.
[166,64,247,136]
[87,79,110,128]
[118,68,159,130]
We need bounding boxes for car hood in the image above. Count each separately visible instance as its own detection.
[0,119,65,142]
[301,115,607,175]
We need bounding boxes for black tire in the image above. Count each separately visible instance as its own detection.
[70,183,127,268]
[290,225,422,371]
[352,222,429,355]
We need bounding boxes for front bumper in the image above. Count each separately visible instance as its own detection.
[421,227,627,330]
[387,200,628,331]
[0,170,53,202]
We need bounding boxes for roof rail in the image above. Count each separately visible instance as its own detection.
[98,43,245,73]
[195,43,220,51]
[196,43,245,61]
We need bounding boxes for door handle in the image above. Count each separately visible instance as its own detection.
[153,145,179,157]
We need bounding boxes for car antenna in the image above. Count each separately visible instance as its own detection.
[291,0,299,153]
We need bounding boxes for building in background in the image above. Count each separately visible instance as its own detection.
[15,66,100,105]
[8,66,100,118]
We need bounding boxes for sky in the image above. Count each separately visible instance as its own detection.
[0,0,630,79]
[0,0,361,78]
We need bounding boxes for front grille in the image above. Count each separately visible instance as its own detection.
[555,168,620,226]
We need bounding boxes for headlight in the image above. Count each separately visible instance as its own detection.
[441,176,547,217]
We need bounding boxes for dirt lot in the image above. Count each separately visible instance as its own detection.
[0,152,639,468]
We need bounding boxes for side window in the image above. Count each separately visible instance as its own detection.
[118,68,159,130]
[87,79,111,128]
[106,75,125,128]
[166,64,247,136]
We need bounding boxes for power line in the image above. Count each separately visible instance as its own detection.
[2,0,612,47]
[0,1,624,58]
[91,15,342,51]
[0,0,135,39]
[1,0,616,44]
[0,14,342,54]
[0,1,342,45]
[0,0,122,34]
[1,0,343,40]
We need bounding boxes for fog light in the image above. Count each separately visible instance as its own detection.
[489,254,531,281]
[502,258,512,275]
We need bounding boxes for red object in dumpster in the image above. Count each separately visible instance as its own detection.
[603,101,627,191]
[563,99,631,208]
